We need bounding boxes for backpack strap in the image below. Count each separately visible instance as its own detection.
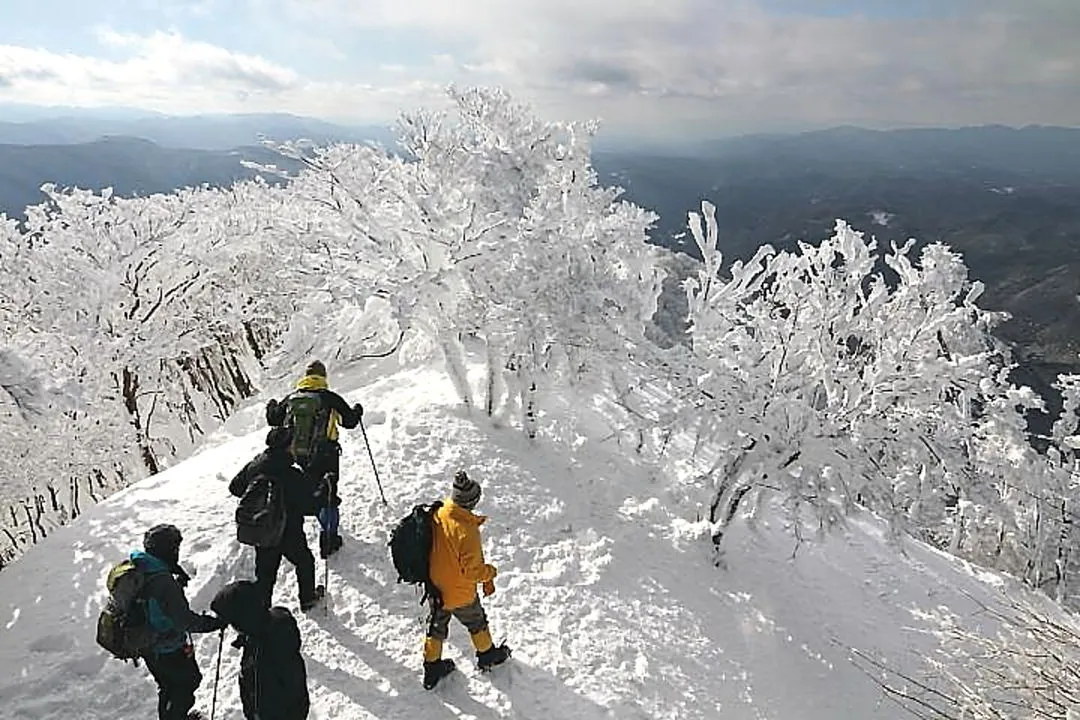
[421,501,444,608]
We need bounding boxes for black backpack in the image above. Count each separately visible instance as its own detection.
[96,559,156,660]
[283,392,331,464]
[236,473,287,548]
[389,501,443,605]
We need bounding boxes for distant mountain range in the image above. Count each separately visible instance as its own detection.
[0,137,301,215]
[593,124,1080,434]
[0,107,394,150]
[0,109,384,214]
[0,110,1075,434]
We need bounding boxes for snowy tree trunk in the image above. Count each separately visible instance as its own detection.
[484,341,500,417]
[709,446,757,547]
[86,474,100,503]
[70,476,81,519]
[1027,500,1043,588]
[948,496,966,555]
[1055,498,1072,604]
[440,332,473,408]
[22,502,35,544]
[522,380,538,439]
[120,367,160,474]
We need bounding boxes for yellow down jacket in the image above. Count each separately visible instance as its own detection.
[429,499,497,610]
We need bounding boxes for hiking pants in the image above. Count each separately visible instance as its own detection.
[255,515,316,605]
[301,444,341,537]
[426,597,489,640]
[144,645,202,720]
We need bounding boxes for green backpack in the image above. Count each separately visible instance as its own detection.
[285,392,330,463]
[95,559,156,660]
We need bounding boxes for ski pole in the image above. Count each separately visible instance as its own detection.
[211,628,224,720]
[359,419,388,506]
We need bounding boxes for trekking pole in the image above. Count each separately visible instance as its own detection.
[211,628,224,720]
[359,419,388,506]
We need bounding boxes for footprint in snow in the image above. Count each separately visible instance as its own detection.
[27,633,75,653]
[362,410,387,426]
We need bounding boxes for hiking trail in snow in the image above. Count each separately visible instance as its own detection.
[0,361,1032,719]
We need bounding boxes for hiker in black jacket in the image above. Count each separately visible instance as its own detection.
[211,580,310,720]
[134,524,228,720]
[266,360,363,559]
[230,427,320,611]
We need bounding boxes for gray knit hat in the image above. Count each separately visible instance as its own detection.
[452,470,481,510]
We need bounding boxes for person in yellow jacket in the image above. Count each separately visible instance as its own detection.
[421,470,511,689]
[266,360,363,559]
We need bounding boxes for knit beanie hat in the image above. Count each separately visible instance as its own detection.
[452,470,482,510]
[144,524,182,565]
[305,360,327,378]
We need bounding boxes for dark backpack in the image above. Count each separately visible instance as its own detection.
[95,559,156,660]
[284,392,330,463]
[389,501,443,605]
[236,473,287,548]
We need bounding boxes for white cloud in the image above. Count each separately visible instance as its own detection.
[0,29,445,122]
[93,28,300,91]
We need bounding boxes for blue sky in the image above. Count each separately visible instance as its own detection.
[0,0,1077,139]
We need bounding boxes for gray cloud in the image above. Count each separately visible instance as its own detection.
[553,58,645,91]
[337,0,1080,134]
[0,65,60,89]
[178,56,299,92]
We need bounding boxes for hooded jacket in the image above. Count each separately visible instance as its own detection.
[266,374,360,445]
[429,499,498,610]
[211,581,310,720]
[230,446,315,517]
[131,550,222,654]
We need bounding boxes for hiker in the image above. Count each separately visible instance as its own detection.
[133,524,228,720]
[211,580,310,720]
[422,470,511,689]
[266,359,363,559]
[229,427,322,611]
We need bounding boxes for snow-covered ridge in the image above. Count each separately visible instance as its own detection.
[0,362,1059,720]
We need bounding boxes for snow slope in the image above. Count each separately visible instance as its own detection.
[0,359,1033,719]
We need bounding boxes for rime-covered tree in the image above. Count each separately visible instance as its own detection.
[268,86,666,432]
[674,202,1038,557]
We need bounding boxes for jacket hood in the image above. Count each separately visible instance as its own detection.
[443,499,487,525]
[296,375,328,391]
[211,581,268,636]
[266,607,302,655]
[130,549,170,573]
[266,426,293,450]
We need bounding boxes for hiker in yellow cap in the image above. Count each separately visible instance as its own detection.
[266,360,363,559]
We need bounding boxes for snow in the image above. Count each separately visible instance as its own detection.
[0,359,1050,719]
[868,210,893,227]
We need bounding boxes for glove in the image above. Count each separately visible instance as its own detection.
[482,580,495,597]
[173,565,191,588]
[352,402,364,419]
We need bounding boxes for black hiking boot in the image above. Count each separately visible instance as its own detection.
[422,658,456,689]
[300,584,326,612]
[476,644,511,671]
